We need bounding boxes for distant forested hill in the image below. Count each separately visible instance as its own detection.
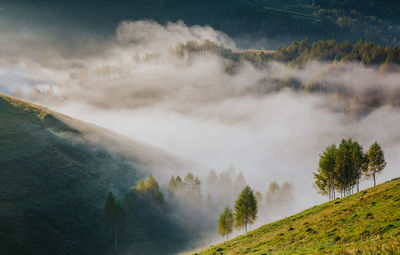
[3,0,400,47]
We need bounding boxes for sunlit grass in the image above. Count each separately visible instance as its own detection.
[195,178,400,255]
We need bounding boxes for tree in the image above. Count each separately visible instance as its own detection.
[234,185,257,232]
[144,175,164,204]
[111,199,126,250]
[255,191,262,206]
[365,142,386,186]
[314,139,367,199]
[235,172,246,191]
[167,176,177,199]
[137,179,146,192]
[104,192,125,250]
[184,173,195,187]
[265,182,279,206]
[104,192,116,239]
[334,139,362,197]
[123,188,137,220]
[350,140,365,192]
[218,207,234,241]
[314,144,337,200]
[193,176,202,202]
[181,172,202,203]
[206,169,218,188]
[145,174,160,194]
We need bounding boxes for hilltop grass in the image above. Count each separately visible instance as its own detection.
[194,178,400,255]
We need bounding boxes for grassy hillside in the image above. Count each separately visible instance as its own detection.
[194,178,400,254]
[0,94,201,255]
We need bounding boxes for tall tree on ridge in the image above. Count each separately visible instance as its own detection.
[365,142,386,186]
[314,144,337,200]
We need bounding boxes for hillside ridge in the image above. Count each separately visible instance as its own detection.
[0,94,204,255]
[194,178,400,254]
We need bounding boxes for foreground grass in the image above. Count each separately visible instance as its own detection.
[194,179,400,255]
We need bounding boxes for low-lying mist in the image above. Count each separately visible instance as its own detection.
[2,20,400,247]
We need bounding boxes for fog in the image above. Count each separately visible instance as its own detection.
[2,20,400,242]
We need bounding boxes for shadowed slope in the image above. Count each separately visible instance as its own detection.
[0,94,202,255]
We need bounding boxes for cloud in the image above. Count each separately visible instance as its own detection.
[1,20,400,235]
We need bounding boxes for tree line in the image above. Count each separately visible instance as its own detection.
[172,38,400,71]
[104,175,164,251]
[275,38,400,67]
[314,139,386,200]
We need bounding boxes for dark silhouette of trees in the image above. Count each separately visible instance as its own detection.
[104,192,125,250]
[104,192,116,239]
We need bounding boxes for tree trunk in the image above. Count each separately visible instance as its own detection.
[373,173,376,187]
[109,224,112,239]
[114,231,118,251]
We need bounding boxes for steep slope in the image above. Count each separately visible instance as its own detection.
[0,94,202,255]
[195,178,400,254]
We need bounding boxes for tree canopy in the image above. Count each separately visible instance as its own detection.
[314,139,385,199]
[234,185,257,233]
[218,207,234,241]
[365,142,386,186]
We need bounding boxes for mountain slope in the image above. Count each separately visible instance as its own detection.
[195,178,400,254]
[0,94,202,255]
[5,0,400,47]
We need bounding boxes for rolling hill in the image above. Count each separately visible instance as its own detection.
[4,0,400,48]
[0,94,204,255]
[194,178,400,254]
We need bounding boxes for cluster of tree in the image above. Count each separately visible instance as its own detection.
[168,39,400,116]
[167,172,202,204]
[218,186,257,240]
[172,38,400,72]
[264,182,294,208]
[205,167,247,208]
[104,192,126,251]
[314,0,400,19]
[275,38,400,67]
[166,166,247,216]
[250,182,295,223]
[314,139,386,200]
[104,175,164,250]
